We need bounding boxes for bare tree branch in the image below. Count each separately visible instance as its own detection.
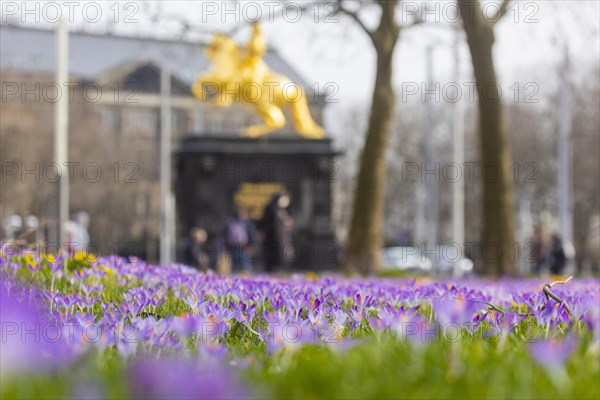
[455,297,505,314]
[492,0,512,24]
[542,276,574,316]
[405,12,425,29]
[547,276,573,289]
[335,1,375,41]
[225,2,326,36]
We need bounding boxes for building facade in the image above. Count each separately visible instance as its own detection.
[0,24,327,262]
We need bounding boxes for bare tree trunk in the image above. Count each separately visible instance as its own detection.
[459,0,517,276]
[344,49,396,274]
[343,1,399,275]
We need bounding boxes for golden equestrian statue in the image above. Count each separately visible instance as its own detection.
[191,23,324,139]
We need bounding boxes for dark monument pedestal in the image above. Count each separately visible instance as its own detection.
[174,134,340,271]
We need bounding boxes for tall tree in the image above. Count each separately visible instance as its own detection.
[458,0,517,276]
[336,0,411,274]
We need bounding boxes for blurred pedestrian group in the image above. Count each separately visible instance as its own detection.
[531,226,575,275]
[1,211,91,255]
[179,192,293,274]
[64,211,90,253]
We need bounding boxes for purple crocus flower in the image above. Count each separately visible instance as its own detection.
[171,313,204,338]
[129,356,248,400]
[229,301,257,325]
[269,294,285,310]
[262,319,314,352]
[1,279,73,376]
[529,336,577,368]
[432,295,483,327]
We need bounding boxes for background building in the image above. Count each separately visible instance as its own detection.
[0,24,326,261]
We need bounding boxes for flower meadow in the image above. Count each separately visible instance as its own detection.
[1,252,599,399]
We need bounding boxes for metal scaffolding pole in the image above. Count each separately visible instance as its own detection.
[160,64,173,265]
[452,28,465,277]
[424,45,438,252]
[54,21,69,248]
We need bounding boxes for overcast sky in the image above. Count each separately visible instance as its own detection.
[5,1,599,114]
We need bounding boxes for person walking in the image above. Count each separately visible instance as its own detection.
[547,233,567,275]
[179,227,210,270]
[223,206,256,273]
[65,211,90,253]
[531,226,546,274]
[259,193,293,273]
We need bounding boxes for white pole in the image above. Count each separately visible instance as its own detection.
[558,44,572,243]
[160,63,173,265]
[424,45,438,254]
[54,21,69,248]
[452,28,465,277]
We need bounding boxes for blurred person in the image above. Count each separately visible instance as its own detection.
[180,227,210,270]
[397,229,411,246]
[562,237,577,275]
[64,211,90,253]
[259,193,293,273]
[531,226,546,274]
[547,233,567,275]
[223,206,256,273]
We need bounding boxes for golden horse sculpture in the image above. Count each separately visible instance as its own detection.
[191,23,324,139]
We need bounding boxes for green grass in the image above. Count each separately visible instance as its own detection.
[1,255,599,399]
